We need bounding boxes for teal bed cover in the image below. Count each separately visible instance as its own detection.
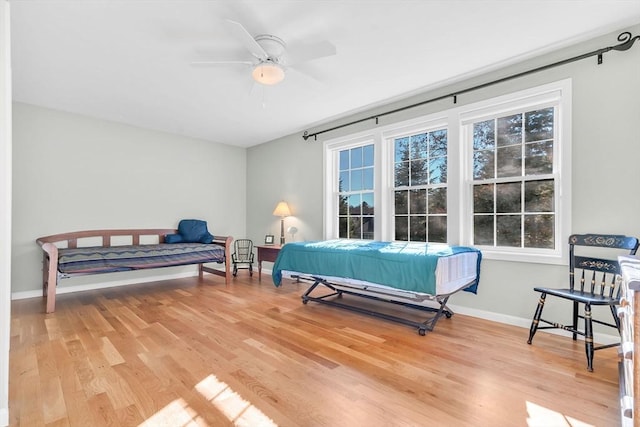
[272,239,481,295]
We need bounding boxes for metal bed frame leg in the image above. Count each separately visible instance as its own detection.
[300,276,454,336]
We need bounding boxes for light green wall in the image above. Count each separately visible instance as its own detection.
[247,24,640,334]
[12,103,247,294]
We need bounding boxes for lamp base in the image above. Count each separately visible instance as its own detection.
[280,218,285,245]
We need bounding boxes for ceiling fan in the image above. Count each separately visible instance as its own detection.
[192,20,336,86]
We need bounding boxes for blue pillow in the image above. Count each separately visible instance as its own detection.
[165,233,183,243]
[200,232,214,244]
[178,219,211,243]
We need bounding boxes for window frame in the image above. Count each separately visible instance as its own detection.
[323,79,571,264]
[458,79,572,264]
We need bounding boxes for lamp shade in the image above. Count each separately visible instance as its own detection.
[272,201,291,217]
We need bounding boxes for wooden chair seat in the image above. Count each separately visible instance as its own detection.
[533,286,618,305]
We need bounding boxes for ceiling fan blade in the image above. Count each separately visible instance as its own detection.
[191,60,254,66]
[287,40,336,65]
[224,19,268,61]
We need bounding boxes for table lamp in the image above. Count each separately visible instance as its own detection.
[272,201,291,245]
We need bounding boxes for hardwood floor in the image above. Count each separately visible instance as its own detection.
[9,273,622,426]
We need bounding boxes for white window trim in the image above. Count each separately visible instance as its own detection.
[458,79,572,265]
[323,79,571,265]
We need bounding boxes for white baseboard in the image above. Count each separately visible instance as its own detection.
[0,407,8,427]
[449,303,619,346]
[11,271,200,300]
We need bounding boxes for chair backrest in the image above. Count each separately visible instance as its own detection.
[233,239,253,262]
[569,234,639,297]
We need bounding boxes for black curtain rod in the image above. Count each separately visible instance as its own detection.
[302,31,639,141]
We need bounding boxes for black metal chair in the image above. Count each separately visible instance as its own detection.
[232,239,254,277]
[527,233,639,371]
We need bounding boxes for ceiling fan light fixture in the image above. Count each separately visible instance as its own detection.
[252,62,285,85]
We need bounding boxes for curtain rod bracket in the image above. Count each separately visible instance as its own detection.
[453,95,457,104]
[598,53,603,64]
[375,117,379,125]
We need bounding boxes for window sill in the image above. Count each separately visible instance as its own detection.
[477,247,567,265]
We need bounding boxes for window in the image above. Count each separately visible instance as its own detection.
[393,129,448,242]
[324,79,571,263]
[470,107,555,249]
[337,144,375,239]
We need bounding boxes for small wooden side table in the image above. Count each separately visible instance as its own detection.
[256,245,282,280]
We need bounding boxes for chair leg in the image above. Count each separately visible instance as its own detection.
[249,263,253,277]
[584,303,594,372]
[572,301,579,341]
[610,305,621,331]
[527,293,546,344]
[233,263,238,277]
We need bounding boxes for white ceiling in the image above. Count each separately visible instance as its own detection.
[10,1,640,148]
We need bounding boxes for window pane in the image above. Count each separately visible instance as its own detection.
[410,216,426,241]
[395,216,408,241]
[339,150,349,171]
[429,156,447,184]
[338,195,348,215]
[339,171,349,192]
[525,107,554,142]
[395,137,410,162]
[429,130,447,157]
[339,217,348,238]
[496,182,521,213]
[349,194,361,215]
[525,140,553,175]
[395,190,408,214]
[410,133,428,159]
[524,214,554,249]
[351,147,363,168]
[525,180,554,213]
[496,215,521,247]
[410,189,426,214]
[497,114,522,146]
[474,215,494,245]
[473,149,495,180]
[395,162,409,187]
[474,184,494,213]
[428,188,447,214]
[473,120,495,150]
[496,145,522,178]
[362,192,374,215]
[362,217,374,240]
[363,144,374,167]
[363,167,374,190]
[349,217,362,239]
[351,169,363,191]
[428,216,447,243]
[410,159,428,185]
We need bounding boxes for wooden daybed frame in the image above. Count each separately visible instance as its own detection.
[36,229,233,313]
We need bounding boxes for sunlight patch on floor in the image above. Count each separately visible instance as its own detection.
[196,374,278,427]
[137,374,277,427]
[138,398,203,427]
[526,401,595,427]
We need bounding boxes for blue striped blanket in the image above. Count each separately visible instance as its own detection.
[57,243,225,275]
[272,239,481,295]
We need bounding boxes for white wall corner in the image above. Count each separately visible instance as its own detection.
[0,1,11,425]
